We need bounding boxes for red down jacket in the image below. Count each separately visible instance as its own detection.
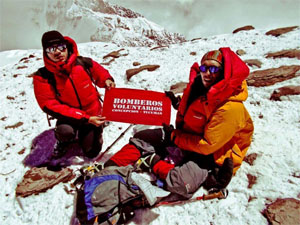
[33,36,113,125]
[173,47,254,173]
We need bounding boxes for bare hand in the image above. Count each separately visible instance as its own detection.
[88,116,106,127]
[105,79,116,90]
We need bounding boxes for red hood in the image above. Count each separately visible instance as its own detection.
[43,36,79,74]
[207,47,249,103]
[188,47,249,103]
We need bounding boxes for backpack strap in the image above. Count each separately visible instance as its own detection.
[36,67,60,97]
[76,56,94,83]
[76,56,103,102]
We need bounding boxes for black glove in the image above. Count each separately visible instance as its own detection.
[162,123,174,146]
[165,91,180,110]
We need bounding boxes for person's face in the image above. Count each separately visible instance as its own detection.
[199,59,223,88]
[46,43,68,62]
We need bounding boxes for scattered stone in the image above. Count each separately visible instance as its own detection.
[126,65,160,81]
[248,196,257,202]
[247,174,257,188]
[191,37,205,42]
[270,85,300,101]
[252,41,256,45]
[18,148,26,155]
[190,52,197,56]
[16,66,28,69]
[250,101,261,106]
[13,74,21,78]
[244,59,262,68]
[244,153,258,166]
[7,96,15,100]
[133,62,141,66]
[150,46,168,51]
[236,49,246,56]
[1,116,7,121]
[265,26,298,37]
[266,49,300,59]
[292,172,300,178]
[246,65,300,87]
[101,58,115,66]
[259,113,264,119]
[5,122,23,129]
[170,82,188,94]
[15,167,74,197]
[233,25,255,33]
[103,48,128,59]
[262,198,300,225]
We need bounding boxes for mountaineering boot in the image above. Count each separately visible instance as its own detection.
[134,153,161,172]
[203,158,233,191]
[52,141,69,158]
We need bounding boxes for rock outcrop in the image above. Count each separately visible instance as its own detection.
[126,65,160,81]
[262,198,300,225]
[233,25,255,34]
[247,65,300,87]
[265,26,298,37]
[270,85,300,101]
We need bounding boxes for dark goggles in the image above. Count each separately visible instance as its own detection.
[46,43,67,54]
[199,65,222,74]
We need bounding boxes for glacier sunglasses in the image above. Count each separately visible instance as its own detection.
[199,65,222,74]
[46,43,67,54]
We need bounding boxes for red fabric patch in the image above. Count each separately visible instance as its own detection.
[102,88,171,126]
[110,144,141,166]
[153,160,175,180]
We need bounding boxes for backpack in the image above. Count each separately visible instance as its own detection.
[73,165,148,225]
[35,56,98,126]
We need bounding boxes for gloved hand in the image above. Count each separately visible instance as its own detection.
[162,123,174,146]
[165,91,181,110]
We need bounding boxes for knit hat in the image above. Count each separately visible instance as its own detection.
[201,50,223,65]
[41,30,66,50]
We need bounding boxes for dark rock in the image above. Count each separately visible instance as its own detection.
[247,174,257,188]
[190,52,197,56]
[236,49,246,56]
[133,62,141,66]
[262,198,300,225]
[246,65,300,87]
[15,167,74,197]
[244,59,262,68]
[150,46,169,51]
[126,65,160,81]
[270,85,300,101]
[103,48,128,59]
[5,122,23,129]
[266,49,300,59]
[266,26,298,37]
[244,153,258,166]
[170,82,188,94]
[233,25,255,33]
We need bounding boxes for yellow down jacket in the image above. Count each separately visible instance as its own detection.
[173,48,254,173]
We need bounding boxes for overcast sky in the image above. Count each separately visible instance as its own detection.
[108,0,300,39]
[0,0,299,51]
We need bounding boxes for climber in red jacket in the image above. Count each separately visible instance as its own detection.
[33,30,115,158]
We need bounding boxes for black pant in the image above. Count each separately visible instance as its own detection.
[55,121,103,158]
[133,127,217,171]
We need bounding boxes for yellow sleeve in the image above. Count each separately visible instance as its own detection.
[173,102,244,155]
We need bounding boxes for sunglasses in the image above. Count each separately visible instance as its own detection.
[46,43,67,54]
[199,65,222,74]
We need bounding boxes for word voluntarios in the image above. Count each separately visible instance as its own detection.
[112,98,163,115]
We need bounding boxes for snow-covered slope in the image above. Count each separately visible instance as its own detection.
[0,0,185,51]
[0,26,300,224]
